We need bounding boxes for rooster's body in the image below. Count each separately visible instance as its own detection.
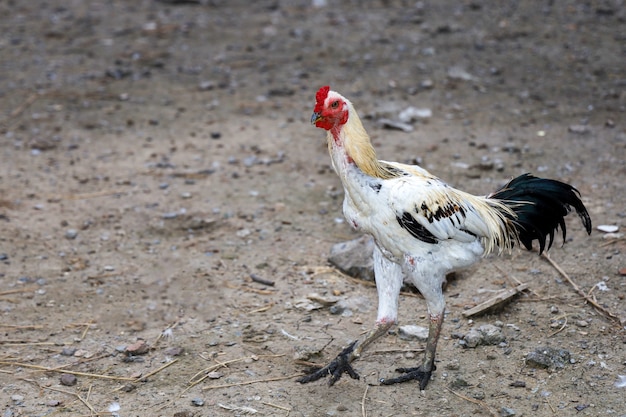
[298,86,592,390]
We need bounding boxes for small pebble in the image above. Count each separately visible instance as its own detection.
[0,253,8,261]
[191,398,205,407]
[61,347,77,356]
[568,124,591,134]
[597,224,619,233]
[163,346,184,356]
[500,407,516,416]
[125,340,149,356]
[526,347,571,369]
[60,373,77,386]
[576,320,589,327]
[65,229,78,239]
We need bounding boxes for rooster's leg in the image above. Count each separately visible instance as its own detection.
[380,311,443,389]
[297,245,403,386]
[381,266,446,390]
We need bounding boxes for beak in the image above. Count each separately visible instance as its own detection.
[311,112,322,124]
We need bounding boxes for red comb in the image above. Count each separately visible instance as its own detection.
[314,86,330,113]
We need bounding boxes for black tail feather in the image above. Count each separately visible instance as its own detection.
[490,173,592,254]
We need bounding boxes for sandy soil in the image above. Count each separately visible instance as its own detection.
[1,1,625,416]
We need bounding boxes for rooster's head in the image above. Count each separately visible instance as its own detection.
[311,86,349,131]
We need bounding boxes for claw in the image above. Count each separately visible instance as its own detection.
[297,341,360,386]
[379,365,435,390]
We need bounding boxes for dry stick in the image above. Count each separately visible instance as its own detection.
[461,283,529,318]
[494,264,541,298]
[361,384,369,417]
[45,386,97,415]
[250,273,275,286]
[0,341,57,346]
[446,387,498,417]
[0,286,38,296]
[0,360,175,382]
[60,189,126,201]
[2,92,41,131]
[548,315,569,337]
[248,303,274,313]
[541,253,620,325]
[202,373,302,390]
[599,237,624,248]
[139,358,178,381]
[545,396,556,413]
[0,361,135,381]
[369,348,424,356]
[0,324,44,330]
[155,354,290,413]
[262,401,291,412]
[188,354,284,387]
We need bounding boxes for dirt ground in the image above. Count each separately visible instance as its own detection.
[1,1,625,416]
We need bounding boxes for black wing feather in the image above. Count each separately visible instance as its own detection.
[397,212,439,244]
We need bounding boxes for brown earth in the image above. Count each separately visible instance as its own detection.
[1,1,625,416]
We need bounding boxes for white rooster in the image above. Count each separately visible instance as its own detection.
[297,86,591,390]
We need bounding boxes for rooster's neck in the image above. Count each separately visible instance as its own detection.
[328,105,398,180]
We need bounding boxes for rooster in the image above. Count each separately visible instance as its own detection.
[298,86,592,390]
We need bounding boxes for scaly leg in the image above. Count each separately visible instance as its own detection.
[298,245,404,386]
[381,262,446,390]
[380,312,443,389]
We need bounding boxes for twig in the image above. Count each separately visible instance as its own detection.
[188,354,284,387]
[262,401,291,412]
[2,92,41,131]
[0,341,57,346]
[370,348,424,355]
[0,286,38,296]
[58,189,126,201]
[542,253,620,325]
[139,359,178,381]
[462,283,529,318]
[446,387,498,417]
[248,303,274,313]
[224,282,276,295]
[548,315,568,337]
[44,386,97,415]
[599,237,624,247]
[0,324,44,330]
[494,264,541,298]
[202,373,302,390]
[361,384,369,417]
[545,396,556,413]
[250,273,275,286]
[0,361,135,381]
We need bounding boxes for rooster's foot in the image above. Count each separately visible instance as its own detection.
[297,341,359,386]
[380,364,435,390]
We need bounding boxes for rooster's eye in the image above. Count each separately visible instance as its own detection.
[331,100,339,109]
